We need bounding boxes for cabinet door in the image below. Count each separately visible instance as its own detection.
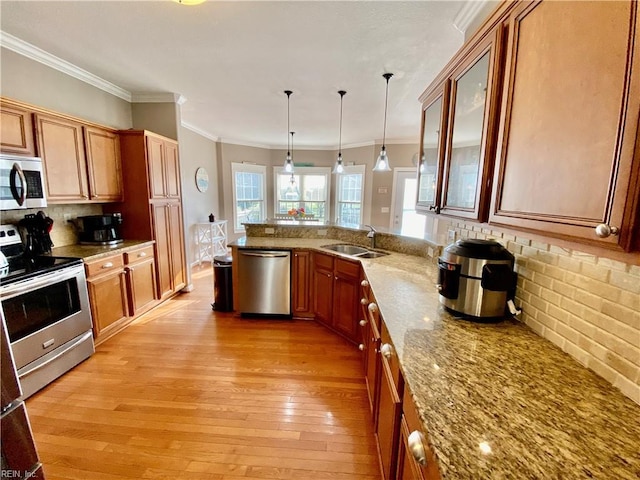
[164,141,181,198]
[490,1,640,250]
[416,84,449,213]
[87,269,128,338]
[147,136,167,199]
[332,258,361,342]
[34,113,89,202]
[292,250,313,318]
[440,29,503,221]
[152,203,173,299]
[312,253,334,327]
[168,202,187,292]
[0,103,36,156]
[365,313,381,423]
[84,126,123,202]
[126,257,157,316]
[377,356,402,480]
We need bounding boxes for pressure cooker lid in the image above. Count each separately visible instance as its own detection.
[444,239,514,260]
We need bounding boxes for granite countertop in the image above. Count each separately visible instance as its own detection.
[51,240,155,262]
[231,237,640,479]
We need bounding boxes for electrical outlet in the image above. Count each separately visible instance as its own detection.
[317,229,328,236]
[381,207,390,213]
[64,213,72,223]
[447,229,456,241]
[265,227,275,234]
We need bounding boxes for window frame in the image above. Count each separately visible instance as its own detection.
[334,164,366,227]
[231,162,267,233]
[273,166,331,222]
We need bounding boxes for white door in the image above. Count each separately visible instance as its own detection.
[390,168,426,238]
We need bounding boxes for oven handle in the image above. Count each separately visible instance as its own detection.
[18,331,93,379]
[9,162,27,206]
[0,265,84,299]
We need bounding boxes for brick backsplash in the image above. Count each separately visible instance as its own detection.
[451,221,640,405]
[1,204,103,247]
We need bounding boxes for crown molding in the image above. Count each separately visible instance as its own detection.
[0,31,132,101]
[181,121,219,142]
[219,138,274,150]
[131,92,187,104]
[453,0,490,34]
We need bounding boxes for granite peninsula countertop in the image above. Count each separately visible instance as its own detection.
[231,236,640,479]
[51,240,155,262]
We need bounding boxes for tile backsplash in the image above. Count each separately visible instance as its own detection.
[1,204,103,247]
[447,221,640,405]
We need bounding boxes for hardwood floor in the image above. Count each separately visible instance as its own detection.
[26,265,382,480]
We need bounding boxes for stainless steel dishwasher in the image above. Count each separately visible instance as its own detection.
[237,249,291,316]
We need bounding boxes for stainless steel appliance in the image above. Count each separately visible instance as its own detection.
[0,224,94,399]
[1,309,44,478]
[0,154,47,210]
[75,213,123,245]
[237,249,291,316]
[437,239,517,319]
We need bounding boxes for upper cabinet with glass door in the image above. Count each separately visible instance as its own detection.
[416,28,504,221]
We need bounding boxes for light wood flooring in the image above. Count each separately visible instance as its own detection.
[25,265,382,480]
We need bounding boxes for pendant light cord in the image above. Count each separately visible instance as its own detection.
[381,73,393,148]
[285,90,292,156]
[338,90,346,156]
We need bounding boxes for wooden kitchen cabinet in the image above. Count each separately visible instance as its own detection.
[489,0,640,251]
[0,101,36,156]
[397,389,441,480]
[292,249,313,318]
[124,244,158,316]
[311,252,361,343]
[34,112,123,203]
[85,253,129,344]
[110,130,187,299]
[83,126,123,202]
[417,28,504,221]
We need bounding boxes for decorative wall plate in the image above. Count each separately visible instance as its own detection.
[195,167,209,192]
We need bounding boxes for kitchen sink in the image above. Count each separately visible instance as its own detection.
[321,244,389,259]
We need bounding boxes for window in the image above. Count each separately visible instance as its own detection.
[335,165,365,227]
[274,167,331,222]
[232,163,266,233]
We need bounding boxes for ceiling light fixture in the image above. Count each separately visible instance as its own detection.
[174,0,206,5]
[284,90,294,174]
[285,131,301,198]
[333,90,347,175]
[373,73,394,172]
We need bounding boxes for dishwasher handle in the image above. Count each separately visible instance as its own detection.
[240,251,290,258]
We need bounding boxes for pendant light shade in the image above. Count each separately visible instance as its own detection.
[373,73,394,172]
[333,90,347,175]
[283,90,294,173]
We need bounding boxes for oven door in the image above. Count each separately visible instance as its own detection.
[0,156,47,211]
[0,264,92,370]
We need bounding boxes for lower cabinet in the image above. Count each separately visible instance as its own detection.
[312,252,361,343]
[85,245,158,345]
[292,249,313,318]
[85,253,129,344]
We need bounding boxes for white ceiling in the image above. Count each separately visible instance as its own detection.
[0,1,482,149]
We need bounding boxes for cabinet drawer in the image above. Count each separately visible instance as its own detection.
[85,254,124,278]
[313,251,334,271]
[335,257,360,279]
[381,321,403,394]
[124,245,154,265]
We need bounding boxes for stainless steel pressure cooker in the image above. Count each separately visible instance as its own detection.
[437,239,517,319]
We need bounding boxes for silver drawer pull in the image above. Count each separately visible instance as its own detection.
[368,302,378,313]
[380,343,394,359]
[138,252,147,257]
[408,430,428,466]
[102,262,114,269]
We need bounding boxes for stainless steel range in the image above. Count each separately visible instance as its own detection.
[0,224,94,399]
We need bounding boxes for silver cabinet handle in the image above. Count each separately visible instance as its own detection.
[358,344,365,351]
[359,319,367,327]
[138,252,147,258]
[360,297,368,305]
[361,279,369,287]
[408,430,428,466]
[595,224,620,238]
[102,262,114,269]
[380,343,394,359]
[368,302,378,313]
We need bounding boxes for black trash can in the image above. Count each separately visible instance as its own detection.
[212,254,233,312]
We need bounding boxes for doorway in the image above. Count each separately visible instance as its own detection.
[390,168,426,238]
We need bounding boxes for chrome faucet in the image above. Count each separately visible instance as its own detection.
[364,224,377,249]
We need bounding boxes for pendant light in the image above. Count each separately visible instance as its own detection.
[373,73,394,172]
[333,90,347,174]
[283,90,294,173]
[285,131,300,198]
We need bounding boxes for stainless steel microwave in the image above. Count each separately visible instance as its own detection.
[0,154,47,210]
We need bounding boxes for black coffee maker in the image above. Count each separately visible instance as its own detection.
[76,213,123,245]
[18,211,54,256]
